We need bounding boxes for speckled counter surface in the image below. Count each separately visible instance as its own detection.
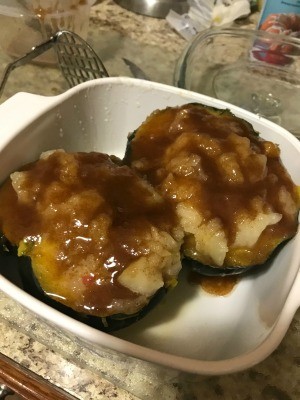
[0,1,299,399]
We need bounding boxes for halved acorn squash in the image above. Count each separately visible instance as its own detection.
[0,150,183,331]
[124,103,300,275]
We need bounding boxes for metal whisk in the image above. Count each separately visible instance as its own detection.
[0,30,109,97]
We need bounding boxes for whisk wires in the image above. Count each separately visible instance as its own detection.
[0,30,109,97]
[54,31,109,87]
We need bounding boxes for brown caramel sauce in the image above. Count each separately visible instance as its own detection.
[125,104,299,265]
[188,271,239,296]
[0,151,177,316]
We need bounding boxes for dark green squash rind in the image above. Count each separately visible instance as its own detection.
[0,237,166,332]
[184,235,295,277]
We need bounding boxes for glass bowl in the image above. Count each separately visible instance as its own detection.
[174,28,300,138]
[0,0,96,64]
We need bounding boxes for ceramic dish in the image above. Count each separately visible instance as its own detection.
[0,77,299,375]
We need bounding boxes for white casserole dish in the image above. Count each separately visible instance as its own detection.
[0,77,299,375]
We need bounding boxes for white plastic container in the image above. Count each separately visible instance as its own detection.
[0,78,299,375]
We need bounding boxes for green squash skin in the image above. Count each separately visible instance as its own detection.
[183,235,294,277]
[123,130,136,164]
[19,257,167,332]
[0,236,166,332]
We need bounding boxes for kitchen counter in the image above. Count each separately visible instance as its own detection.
[0,1,299,399]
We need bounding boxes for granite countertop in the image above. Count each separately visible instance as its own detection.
[0,1,299,399]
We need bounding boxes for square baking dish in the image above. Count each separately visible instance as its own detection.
[0,77,299,375]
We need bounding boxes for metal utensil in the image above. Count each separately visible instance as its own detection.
[114,0,189,18]
[0,30,109,97]
[122,58,150,81]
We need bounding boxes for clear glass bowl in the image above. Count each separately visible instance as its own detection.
[174,28,300,138]
[0,0,96,64]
